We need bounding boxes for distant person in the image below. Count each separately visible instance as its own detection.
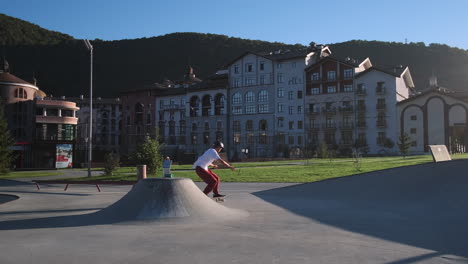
[193,141,235,198]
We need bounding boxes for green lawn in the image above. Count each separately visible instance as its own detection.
[53,154,468,183]
[0,171,64,179]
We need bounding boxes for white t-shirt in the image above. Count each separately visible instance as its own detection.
[193,148,221,170]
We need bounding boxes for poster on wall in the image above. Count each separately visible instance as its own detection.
[56,144,73,168]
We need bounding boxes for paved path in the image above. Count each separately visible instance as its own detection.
[1,160,468,264]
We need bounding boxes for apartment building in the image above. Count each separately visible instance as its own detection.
[225,46,330,159]
[304,55,415,155]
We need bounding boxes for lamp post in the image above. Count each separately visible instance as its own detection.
[84,39,93,177]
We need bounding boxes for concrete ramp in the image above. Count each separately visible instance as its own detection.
[94,178,248,222]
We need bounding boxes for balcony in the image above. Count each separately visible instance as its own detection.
[321,107,337,114]
[356,105,366,112]
[339,106,353,113]
[376,120,387,128]
[376,103,386,110]
[323,123,337,129]
[36,115,78,125]
[376,87,386,95]
[308,125,320,131]
[356,88,367,96]
[339,122,354,129]
[160,104,183,111]
[356,121,367,128]
[307,108,320,115]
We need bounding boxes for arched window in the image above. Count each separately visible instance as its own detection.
[190,96,200,117]
[214,94,225,115]
[245,91,255,103]
[258,90,268,102]
[202,95,211,116]
[14,88,27,99]
[232,93,242,104]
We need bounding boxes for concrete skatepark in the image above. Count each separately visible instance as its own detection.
[1,160,468,264]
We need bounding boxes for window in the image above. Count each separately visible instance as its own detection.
[234,133,241,144]
[327,71,336,80]
[258,90,268,102]
[297,91,303,99]
[410,128,417,134]
[233,121,241,132]
[277,103,284,113]
[289,121,294,130]
[233,78,241,87]
[245,77,255,86]
[327,86,336,93]
[289,136,294,144]
[297,105,302,114]
[298,121,303,129]
[277,88,284,98]
[260,75,266,84]
[298,136,303,145]
[232,106,242,115]
[234,65,239,74]
[311,72,320,81]
[204,122,210,131]
[245,91,255,103]
[246,120,253,131]
[203,132,210,144]
[259,120,267,131]
[247,133,254,144]
[277,63,282,69]
[344,69,353,79]
[246,105,256,114]
[260,62,265,71]
[277,73,283,83]
[377,132,386,145]
[311,87,320,95]
[258,104,269,113]
[344,84,353,92]
[14,88,27,99]
[277,117,284,128]
[288,91,294,100]
[259,133,267,144]
[309,104,318,113]
[232,93,242,104]
[180,120,186,134]
[326,117,334,128]
[246,63,253,72]
[289,106,294,115]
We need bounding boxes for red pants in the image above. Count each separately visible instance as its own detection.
[195,166,220,195]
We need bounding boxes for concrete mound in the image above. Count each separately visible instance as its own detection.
[94,178,248,222]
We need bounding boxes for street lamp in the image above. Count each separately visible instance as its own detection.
[84,39,93,177]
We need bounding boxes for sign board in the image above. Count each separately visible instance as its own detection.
[428,145,451,163]
[56,144,73,168]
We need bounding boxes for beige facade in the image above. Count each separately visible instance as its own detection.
[397,88,468,154]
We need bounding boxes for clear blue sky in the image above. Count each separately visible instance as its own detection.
[4,0,468,50]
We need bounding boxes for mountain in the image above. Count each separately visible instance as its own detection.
[1,13,468,97]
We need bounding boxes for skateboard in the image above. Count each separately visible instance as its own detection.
[213,196,225,202]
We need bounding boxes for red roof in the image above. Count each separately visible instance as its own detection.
[0,72,34,86]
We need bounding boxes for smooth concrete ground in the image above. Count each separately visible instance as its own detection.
[1,161,468,264]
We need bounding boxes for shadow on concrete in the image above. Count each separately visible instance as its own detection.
[1,190,91,196]
[0,179,32,186]
[0,208,103,216]
[253,159,468,259]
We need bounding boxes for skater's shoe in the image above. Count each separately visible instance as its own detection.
[213,194,225,198]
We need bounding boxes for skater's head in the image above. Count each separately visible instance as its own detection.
[212,141,224,152]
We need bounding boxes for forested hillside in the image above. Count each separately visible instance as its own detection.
[1,13,467,97]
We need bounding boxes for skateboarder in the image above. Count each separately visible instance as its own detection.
[193,141,235,198]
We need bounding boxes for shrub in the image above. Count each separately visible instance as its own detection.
[131,137,163,175]
[104,152,120,175]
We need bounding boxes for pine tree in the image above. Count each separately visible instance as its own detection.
[0,105,15,174]
[398,133,412,157]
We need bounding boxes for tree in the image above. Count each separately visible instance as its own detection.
[383,138,395,150]
[131,137,163,175]
[0,105,15,174]
[398,133,412,157]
